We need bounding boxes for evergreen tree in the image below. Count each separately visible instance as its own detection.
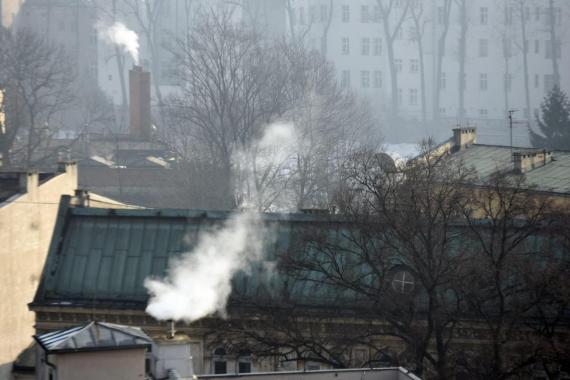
[529,86,570,150]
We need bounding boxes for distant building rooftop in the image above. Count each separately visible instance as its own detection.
[0,171,57,203]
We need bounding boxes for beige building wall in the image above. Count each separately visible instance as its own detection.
[0,164,77,380]
[1,0,22,27]
[48,349,146,380]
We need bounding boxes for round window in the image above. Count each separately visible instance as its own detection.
[391,270,415,294]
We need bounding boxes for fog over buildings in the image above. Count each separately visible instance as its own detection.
[4,0,568,146]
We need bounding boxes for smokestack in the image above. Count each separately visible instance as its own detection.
[129,65,152,140]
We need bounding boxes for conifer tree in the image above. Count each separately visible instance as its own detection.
[529,86,570,150]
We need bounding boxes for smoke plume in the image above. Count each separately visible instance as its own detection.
[98,22,140,64]
[144,123,297,323]
[144,211,264,322]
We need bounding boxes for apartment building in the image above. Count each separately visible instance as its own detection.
[289,0,570,144]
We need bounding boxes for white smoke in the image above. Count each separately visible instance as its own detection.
[144,123,297,323]
[97,21,140,64]
[145,211,264,322]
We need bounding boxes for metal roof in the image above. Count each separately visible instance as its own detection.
[33,201,347,309]
[446,144,570,194]
[35,321,152,353]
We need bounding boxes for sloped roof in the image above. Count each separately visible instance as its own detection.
[32,202,344,310]
[446,144,570,194]
[35,321,152,353]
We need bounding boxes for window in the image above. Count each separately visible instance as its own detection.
[440,107,447,116]
[410,59,418,73]
[395,59,402,73]
[545,40,561,59]
[479,39,488,57]
[535,74,539,89]
[525,7,530,21]
[90,30,97,45]
[374,70,382,88]
[409,88,418,106]
[397,88,403,105]
[555,7,562,25]
[361,5,369,23]
[341,70,350,87]
[535,7,541,22]
[535,40,540,54]
[480,7,488,25]
[396,26,403,40]
[341,4,350,22]
[373,6,381,22]
[479,109,488,118]
[361,70,370,88]
[238,351,252,373]
[361,38,370,55]
[505,73,512,92]
[320,4,328,22]
[213,348,227,374]
[461,73,467,90]
[341,37,350,55]
[299,7,305,25]
[505,7,513,25]
[544,74,554,93]
[373,38,382,55]
[440,72,446,90]
[480,73,488,91]
[391,269,414,293]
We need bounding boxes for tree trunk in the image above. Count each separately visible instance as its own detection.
[548,0,560,87]
[519,1,531,121]
[457,0,467,120]
[433,0,452,122]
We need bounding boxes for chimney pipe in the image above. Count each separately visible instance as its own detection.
[129,65,152,140]
[167,320,176,339]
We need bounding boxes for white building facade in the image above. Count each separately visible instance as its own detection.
[289,0,570,144]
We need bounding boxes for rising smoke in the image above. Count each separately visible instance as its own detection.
[144,123,297,323]
[97,21,140,64]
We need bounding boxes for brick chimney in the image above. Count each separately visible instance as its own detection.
[452,127,477,151]
[129,65,152,140]
[513,150,553,174]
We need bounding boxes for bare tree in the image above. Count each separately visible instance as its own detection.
[432,0,453,121]
[455,0,468,120]
[410,2,429,125]
[0,29,75,169]
[280,142,476,378]
[460,174,562,379]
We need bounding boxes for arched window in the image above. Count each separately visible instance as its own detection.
[213,347,227,374]
[238,350,252,373]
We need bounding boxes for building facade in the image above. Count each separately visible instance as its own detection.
[289,0,570,144]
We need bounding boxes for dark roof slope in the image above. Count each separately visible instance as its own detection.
[33,202,343,310]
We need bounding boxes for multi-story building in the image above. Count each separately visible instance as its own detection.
[289,0,570,144]
[12,0,98,91]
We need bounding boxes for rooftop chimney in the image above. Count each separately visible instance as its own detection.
[513,149,553,174]
[452,127,477,151]
[129,65,152,140]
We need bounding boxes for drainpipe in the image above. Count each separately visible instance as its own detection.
[43,351,58,380]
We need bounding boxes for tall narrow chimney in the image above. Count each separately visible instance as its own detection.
[129,65,152,140]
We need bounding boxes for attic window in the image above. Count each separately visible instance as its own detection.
[238,350,252,373]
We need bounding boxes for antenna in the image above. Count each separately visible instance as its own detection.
[508,109,519,159]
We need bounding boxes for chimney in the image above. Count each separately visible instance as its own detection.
[19,171,38,194]
[452,127,477,151]
[129,65,152,140]
[513,149,553,174]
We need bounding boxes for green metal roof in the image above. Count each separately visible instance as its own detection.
[33,198,347,310]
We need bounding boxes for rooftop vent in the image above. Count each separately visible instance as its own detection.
[513,149,553,174]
